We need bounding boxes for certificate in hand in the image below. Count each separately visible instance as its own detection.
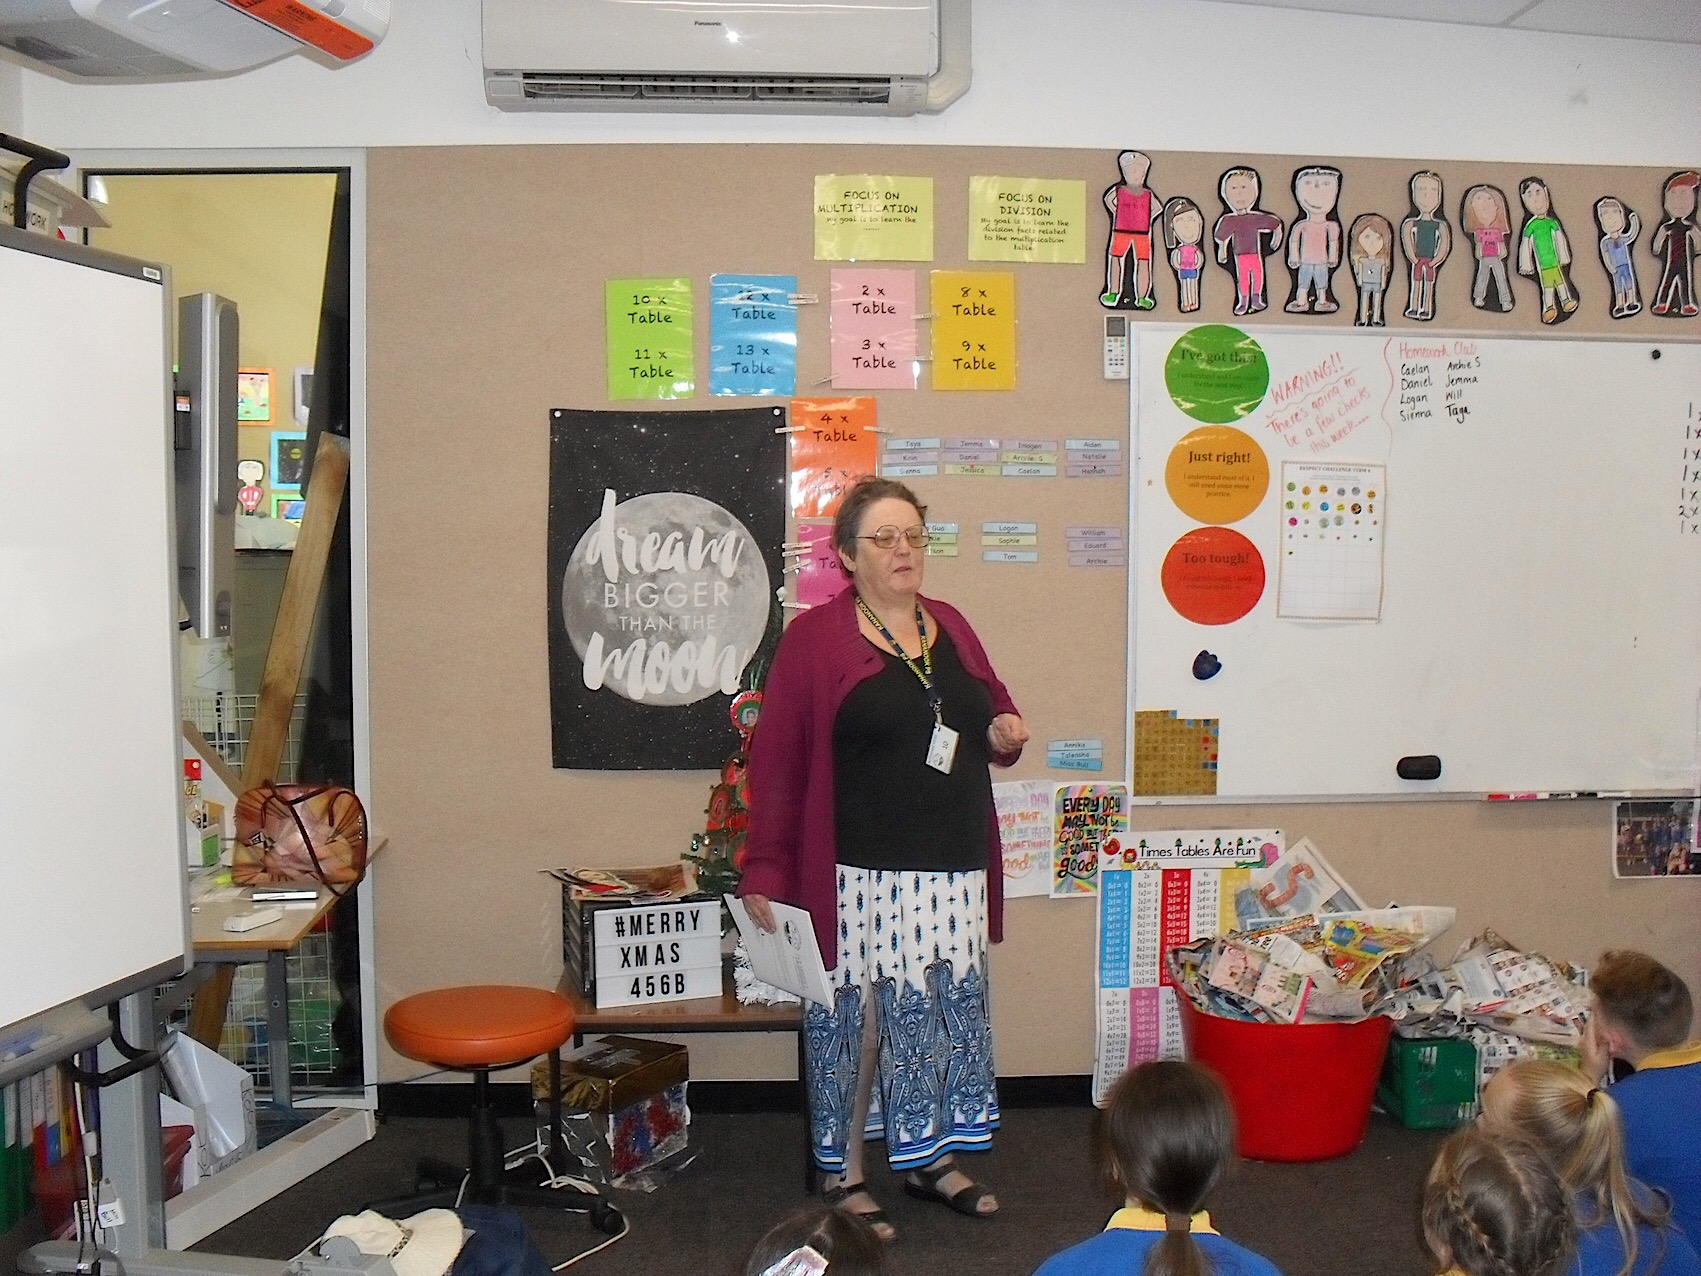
[725,896,835,1007]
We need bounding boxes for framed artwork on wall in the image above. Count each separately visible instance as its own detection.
[293,366,313,426]
[237,368,273,423]
[272,431,308,491]
[274,496,306,522]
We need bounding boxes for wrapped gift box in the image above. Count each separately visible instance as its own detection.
[534,1035,689,1181]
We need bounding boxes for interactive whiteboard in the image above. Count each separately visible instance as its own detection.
[1134,324,1701,799]
[0,227,189,1036]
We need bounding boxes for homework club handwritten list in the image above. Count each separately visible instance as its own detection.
[931,271,1016,391]
[606,278,693,400]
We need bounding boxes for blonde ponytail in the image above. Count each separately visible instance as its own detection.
[1481,1061,1671,1276]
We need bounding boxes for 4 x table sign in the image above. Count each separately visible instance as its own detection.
[592,899,721,1008]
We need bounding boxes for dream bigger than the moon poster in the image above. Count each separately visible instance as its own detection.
[548,406,786,769]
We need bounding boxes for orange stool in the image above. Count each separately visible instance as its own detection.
[374,985,619,1231]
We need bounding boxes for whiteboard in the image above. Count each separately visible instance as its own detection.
[1134,325,1701,799]
[0,227,189,1035]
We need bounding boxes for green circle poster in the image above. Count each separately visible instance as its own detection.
[1163,325,1270,423]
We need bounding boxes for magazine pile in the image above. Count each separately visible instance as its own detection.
[1166,838,1584,1075]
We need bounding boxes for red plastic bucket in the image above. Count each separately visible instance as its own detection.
[1176,995,1393,1161]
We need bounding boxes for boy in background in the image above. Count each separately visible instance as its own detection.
[1582,949,1701,1241]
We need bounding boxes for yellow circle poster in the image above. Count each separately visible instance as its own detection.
[1164,425,1269,524]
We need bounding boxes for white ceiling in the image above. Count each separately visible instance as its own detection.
[1203,0,1701,45]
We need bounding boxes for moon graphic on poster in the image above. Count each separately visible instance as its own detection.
[562,490,771,707]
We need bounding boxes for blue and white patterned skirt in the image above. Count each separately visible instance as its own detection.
[804,865,1000,1174]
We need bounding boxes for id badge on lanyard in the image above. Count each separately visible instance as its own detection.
[926,722,959,774]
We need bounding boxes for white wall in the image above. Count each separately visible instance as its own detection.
[14,0,1701,163]
[0,58,20,132]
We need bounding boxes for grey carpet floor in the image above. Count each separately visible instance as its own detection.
[178,1106,1447,1276]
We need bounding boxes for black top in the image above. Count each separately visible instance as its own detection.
[832,626,995,873]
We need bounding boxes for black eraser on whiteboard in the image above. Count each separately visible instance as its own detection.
[1397,755,1442,781]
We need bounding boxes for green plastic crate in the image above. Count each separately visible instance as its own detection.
[1377,1035,1478,1129]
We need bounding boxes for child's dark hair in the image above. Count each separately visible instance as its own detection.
[1422,1128,1576,1276]
[739,1206,888,1276]
[1098,1061,1235,1276]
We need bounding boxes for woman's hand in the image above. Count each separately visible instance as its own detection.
[743,893,777,932]
[987,713,1029,756]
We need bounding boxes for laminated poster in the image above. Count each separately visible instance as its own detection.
[606,278,693,401]
[1275,460,1386,621]
[792,520,848,609]
[830,269,918,390]
[968,176,1087,264]
[814,174,934,262]
[709,274,797,397]
[1094,860,1250,1104]
[788,397,878,517]
[995,779,1056,899]
[931,270,1017,391]
[1052,783,1127,897]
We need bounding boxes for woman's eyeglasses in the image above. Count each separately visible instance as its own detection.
[858,525,931,549]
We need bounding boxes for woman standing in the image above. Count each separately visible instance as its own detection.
[739,477,1028,1241]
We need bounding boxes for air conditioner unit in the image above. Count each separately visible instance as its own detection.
[483,0,970,116]
[0,0,387,79]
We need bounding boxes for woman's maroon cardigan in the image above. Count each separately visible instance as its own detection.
[736,586,1022,968]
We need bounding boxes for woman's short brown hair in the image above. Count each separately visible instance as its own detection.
[831,476,927,560]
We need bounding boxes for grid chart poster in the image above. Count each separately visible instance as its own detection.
[547,407,786,769]
[1276,460,1387,620]
[1093,864,1246,1105]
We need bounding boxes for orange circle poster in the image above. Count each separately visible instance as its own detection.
[1164,425,1269,524]
[1161,527,1265,625]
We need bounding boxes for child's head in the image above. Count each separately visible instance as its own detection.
[1594,197,1628,237]
[1165,197,1203,248]
[1663,171,1700,220]
[740,1207,887,1276]
[1119,150,1153,186]
[1099,1060,1234,1217]
[1220,167,1259,212]
[1410,170,1443,215]
[1422,1128,1575,1276]
[1590,949,1693,1057]
[1349,214,1394,267]
[1464,185,1510,233]
[1480,1059,1671,1273]
[1519,177,1552,216]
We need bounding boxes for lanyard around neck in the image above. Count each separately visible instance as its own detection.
[855,595,941,721]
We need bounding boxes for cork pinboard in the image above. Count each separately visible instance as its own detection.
[367,146,1698,1081]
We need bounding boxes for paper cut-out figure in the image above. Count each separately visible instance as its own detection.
[1593,197,1643,319]
[1649,170,1701,318]
[1100,150,1162,310]
[1400,171,1451,321]
[1163,196,1207,313]
[1516,177,1579,325]
[236,458,265,514]
[1212,167,1283,316]
[1284,166,1342,314]
[1460,185,1515,313]
[1347,214,1394,328]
